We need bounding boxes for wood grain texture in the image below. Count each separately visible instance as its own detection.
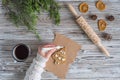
[0,0,120,80]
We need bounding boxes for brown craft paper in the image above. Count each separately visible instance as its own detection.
[45,33,81,79]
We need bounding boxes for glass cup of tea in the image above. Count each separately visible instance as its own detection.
[12,43,31,62]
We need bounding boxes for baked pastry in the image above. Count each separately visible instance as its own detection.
[52,47,66,64]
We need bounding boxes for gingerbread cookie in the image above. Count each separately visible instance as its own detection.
[79,2,89,13]
[96,0,106,11]
[98,19,107,31]
[52,47,66,64]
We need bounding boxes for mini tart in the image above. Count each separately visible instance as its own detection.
[79,2,89,13]
[98,19,107,31]
[96,0,106,11]
[52,47,66,64]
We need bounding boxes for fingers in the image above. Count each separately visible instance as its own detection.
[38,44,56,52]
[38,43,57,59]
[43,43,56,48]
[45,48,56,59]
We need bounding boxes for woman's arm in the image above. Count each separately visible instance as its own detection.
[24,54,47,80]
[24,44,56,80]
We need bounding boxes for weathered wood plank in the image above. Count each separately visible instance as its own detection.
[0,0,120,80]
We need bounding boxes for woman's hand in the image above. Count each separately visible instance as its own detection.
[38,44,57,59]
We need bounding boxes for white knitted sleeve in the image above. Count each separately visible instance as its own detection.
[24,53,47,80]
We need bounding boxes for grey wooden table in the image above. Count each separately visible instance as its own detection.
[0,0,120,80]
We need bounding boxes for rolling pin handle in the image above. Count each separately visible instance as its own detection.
[67,3,79,18]
[97,42,110,57]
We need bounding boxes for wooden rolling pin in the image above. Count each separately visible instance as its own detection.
[67,4,110,56]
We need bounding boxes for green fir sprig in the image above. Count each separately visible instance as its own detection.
[2,0,60,40]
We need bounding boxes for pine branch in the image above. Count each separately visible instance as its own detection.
[2,0,60,40]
